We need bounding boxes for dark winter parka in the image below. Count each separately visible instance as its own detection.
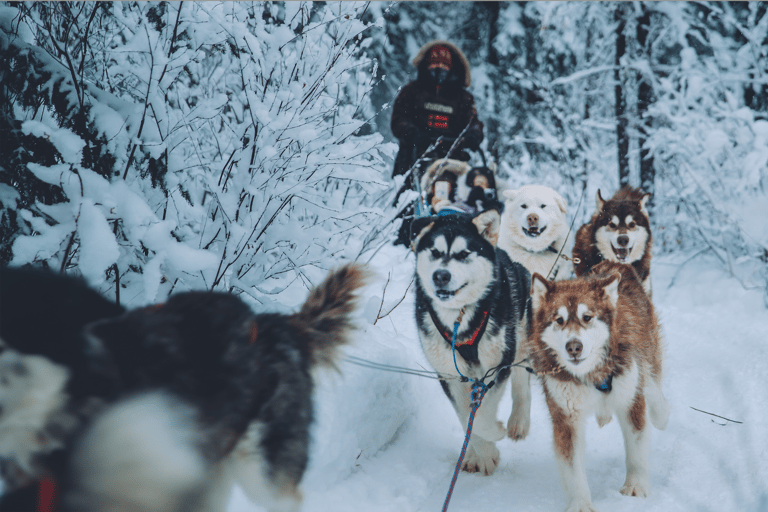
[391,41,484,177]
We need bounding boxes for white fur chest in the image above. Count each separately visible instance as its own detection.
[544,361,640,418]
[497,239,567,279]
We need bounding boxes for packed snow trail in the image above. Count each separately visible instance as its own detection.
[229,247,768,512]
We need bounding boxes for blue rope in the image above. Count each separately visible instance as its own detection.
[442,315,490,512]
[442,381,487,512]
[450,318,469,383]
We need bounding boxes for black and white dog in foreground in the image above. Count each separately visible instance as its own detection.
[411,210,532,475]
[0,264,368,512]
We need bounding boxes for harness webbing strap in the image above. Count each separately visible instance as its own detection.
[442,382,487,512]
[596,373,614,393]
[442,312,495,512]
[428,307,489,348]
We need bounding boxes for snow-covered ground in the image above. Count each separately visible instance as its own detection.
[229,245,768,512]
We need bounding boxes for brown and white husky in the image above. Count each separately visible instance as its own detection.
[527,260,670,512]
[572,187,653,296]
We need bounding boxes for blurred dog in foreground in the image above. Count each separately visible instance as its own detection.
[527,261,669,512]
[0,264,367,512]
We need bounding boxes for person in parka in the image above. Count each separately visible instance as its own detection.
[390,41,484,179]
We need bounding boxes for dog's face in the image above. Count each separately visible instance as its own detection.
[592,190,650,264]
[530,272,619,377]
[502,185,567,251]
[412,211,499,308]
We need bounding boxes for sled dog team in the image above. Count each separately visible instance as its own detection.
[412,184,668,512]
[0,185,666,512]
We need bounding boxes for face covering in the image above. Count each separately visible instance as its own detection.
[429,68,449,85]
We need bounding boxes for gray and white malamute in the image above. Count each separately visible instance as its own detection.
[410,210,532,475]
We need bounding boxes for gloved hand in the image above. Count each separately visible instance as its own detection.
[432,199,453,213]
[463,129,483,150]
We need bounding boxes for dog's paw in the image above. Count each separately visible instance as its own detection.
[596,414,612,428]
[565,499,600,512]
[461,444,500,476]
[507,411,530,441]
[620,480,649,498]
[475,420,506,442]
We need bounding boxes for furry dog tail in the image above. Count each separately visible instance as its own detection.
[296,263,370,368]
[68,392,209,512]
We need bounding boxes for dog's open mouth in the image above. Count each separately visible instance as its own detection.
[569,357,582,365]
[523,226,547,238]
[612,246,631,262]
[435,284,467,301]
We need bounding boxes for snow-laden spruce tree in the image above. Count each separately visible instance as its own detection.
[0,1,392,306]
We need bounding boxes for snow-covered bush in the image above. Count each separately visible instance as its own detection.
[1,2,392,306]
[645,3,768,295]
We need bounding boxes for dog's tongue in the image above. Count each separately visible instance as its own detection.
[613,247,630,261]
[524,226,543,237]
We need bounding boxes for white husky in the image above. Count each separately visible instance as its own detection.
[498,185,571,280]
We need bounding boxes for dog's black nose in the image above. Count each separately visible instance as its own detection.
[617,235,629,247]
[433,269,451,287]
[566,340,583,358]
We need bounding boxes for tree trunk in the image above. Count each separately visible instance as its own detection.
[483,1,501,163]
[637,4,655,205]
[614,4,630,187]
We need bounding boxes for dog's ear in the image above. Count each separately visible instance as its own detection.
[472,209,500,246]
[410,217,435,249]
[595,189,605,213]
[639,193,651,218]
[554,191,567,215]
[598,270,621,308]
[530,272,551,311]
[502,188,518,201]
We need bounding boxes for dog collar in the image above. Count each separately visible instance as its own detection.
[428,307,490,347]
[37,477,57,512]
[595,373,613,393]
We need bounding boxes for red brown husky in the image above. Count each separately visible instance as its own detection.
[572,187,653,296]
[527,261,669,512]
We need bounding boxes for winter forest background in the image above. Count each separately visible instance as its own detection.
[0,2,767,511]
[2,1,767,305]
[0,2,768,512]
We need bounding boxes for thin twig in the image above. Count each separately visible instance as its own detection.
[372,272,390,325]
[667,248,710,290]
[377,276,415,321]
[690,406,743,424]
[122,27,155,180]
[157,2,183,85]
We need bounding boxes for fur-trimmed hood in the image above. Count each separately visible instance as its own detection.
[421,158,471,193]
[412,40,472,88]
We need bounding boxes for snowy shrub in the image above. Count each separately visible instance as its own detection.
[645,3,768,295]
[0,2,392,306]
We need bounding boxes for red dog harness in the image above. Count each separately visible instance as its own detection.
[36,477,57,512]
[429,308,489,347]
